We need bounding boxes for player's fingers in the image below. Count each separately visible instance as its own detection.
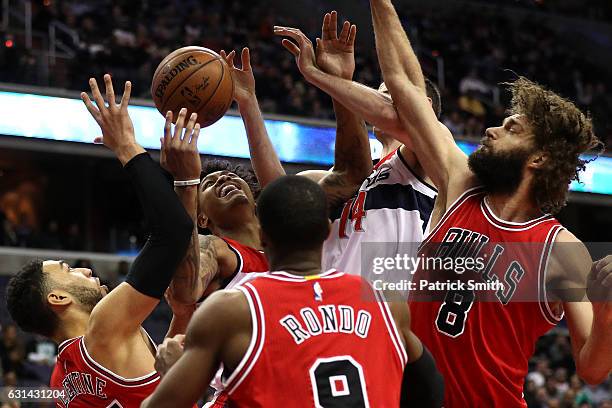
[600,269,612,289]
[226,50,237,69]
[596,262,612,283]
[321,13,331,40]
[281,39,300,57]
[119,81,131,111]
[173,108,187,142]
[93,136,104,144]
[330,10,338,39]
[347,24,357,46]
[339,20,350,43]
[190,123,201,145]
[163,111,172,145]
[103,74,116,108]
[315,38,321,51]
[241,47,251,71]
[184,112,197,142]
[80,92,102,122]
[88,78,107,113]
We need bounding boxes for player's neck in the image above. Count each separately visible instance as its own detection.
[216,220,261,250]
[268,248,322,276]
[381,139,402,158]
[52,311,90,344]
[486,185,544,223]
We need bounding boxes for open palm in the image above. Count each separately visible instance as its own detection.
[316,11,357,80]
[220,48,256,105]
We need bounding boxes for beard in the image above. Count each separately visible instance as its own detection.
[68,285,104,312]
[468,145,531,194]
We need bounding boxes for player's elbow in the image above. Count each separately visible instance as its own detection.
[576,365,610,385]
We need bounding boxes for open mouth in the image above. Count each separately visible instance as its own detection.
[218,182,243,198]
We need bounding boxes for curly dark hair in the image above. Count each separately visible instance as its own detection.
[507,77,604,214]
[200,159,261,198]
[6,260,60,337]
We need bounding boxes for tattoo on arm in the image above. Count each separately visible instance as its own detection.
[198,235,220,291]
[320,100,371,208]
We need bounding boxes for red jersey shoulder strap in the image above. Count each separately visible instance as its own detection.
[223,283,266,395]
[538,224,566,325]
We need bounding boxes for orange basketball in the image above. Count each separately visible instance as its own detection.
[151,46,234,128]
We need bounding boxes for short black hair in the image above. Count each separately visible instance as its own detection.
[200,159,260,198]
[6,260,60,337]
[257,176,329,251]
[425,78,442,119]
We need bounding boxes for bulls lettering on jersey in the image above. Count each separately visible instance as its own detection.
[411,187,564,407]
[220,270,407,407]
[323,148,437,276]
[51,336,160,408]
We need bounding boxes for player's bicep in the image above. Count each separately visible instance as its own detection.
[88,282,159,340]
[298,169,331,183]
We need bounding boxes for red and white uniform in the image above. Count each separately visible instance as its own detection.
[51,336,159,408]
[205,237,269,406]
[410,188,564,407]
[221,269,407,407]
[221,237,268,289]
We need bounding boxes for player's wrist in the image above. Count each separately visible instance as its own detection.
[117,143,146,166]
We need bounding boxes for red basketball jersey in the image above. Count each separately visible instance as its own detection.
[51,336,160,408]
[411,188,564,407]
[222,270,407,407]
[221,237,269,289]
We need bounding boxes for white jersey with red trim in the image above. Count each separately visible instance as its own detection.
[51,335,160,408]
[322,148,437,277]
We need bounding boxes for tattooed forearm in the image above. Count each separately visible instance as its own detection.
[198,235,220,291]
[168,186,202,304]
[320,99,372,208]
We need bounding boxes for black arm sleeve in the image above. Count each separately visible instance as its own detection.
[400,345,445,408]
[124,153,193,299]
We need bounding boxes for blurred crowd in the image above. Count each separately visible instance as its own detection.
[0,0,610,147]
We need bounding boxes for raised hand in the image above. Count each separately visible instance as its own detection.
[220,48,256,106]
[81,74,145,165]
[274,26,318,79]
[316,11,357,80]
[160,108,202,180]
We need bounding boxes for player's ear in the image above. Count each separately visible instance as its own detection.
[47,289,73,308]
[528,152,548,170]
[197,212,209,230]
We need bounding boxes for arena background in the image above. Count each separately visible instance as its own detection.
[0,0,610,407]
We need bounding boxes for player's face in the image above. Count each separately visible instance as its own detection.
[468,114,535,193]
[42,260,108,307]
[198,170,256,225]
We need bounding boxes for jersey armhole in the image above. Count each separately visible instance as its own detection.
[223,283,265,395]
[538,225,565,325]
[219,240,244,289]
[374,290,409,367]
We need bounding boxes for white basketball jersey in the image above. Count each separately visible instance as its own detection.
[322,148,437,277]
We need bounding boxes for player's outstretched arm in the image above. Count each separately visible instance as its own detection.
[369,0,473,202]
[550,232,612,384]
[275,14,372,207]
[315,12,372,208]
[81,74,193,343]
[220,47,286,188]
[387,300,445,407]
[161,109,203,305]
[142,290,251,408]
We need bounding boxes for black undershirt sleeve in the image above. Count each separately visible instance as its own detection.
[124,153,193,299]
[400,345,445,407]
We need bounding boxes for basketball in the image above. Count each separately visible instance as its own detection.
[151,46,234,127]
